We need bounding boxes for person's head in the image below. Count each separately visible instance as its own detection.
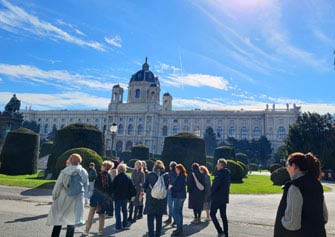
[141,160,147,169]
[169,161,177,171]
[153,160,165,171]
[199,165,210,175]
[117,164,127,174]
[68,153,82,166]
[286,152,321,179]
[65,158,71,167]
[101,160,113,172]
[135,160,143,170]
[191,163,200,172]
[175,164,187,177]
[89,162,95,168]
[216,158,227,171]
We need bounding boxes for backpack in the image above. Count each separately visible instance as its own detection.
[151,173,167,200]
[66,171,84,196]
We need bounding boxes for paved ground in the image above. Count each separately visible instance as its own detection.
[0,184,334,237]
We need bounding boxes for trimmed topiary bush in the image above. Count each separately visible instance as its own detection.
[120,150,132,163]
[249,163,260,171]
[162,132,206,171]
[131,145,149,160]
[40,141,53,157]
[55,147,103,177]
[269,163,283,173]
[146,159,155,171]
[236,152,249,164]
[237,161,248,177]
[149,153,161,161]
[214,146,235,170]
[0,128,39,175]
[127,159,138,168]
[227,159,244,183]
[48,123,105,176]
[271,167,290,186]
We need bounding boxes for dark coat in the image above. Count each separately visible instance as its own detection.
[211,168,230,206]
[203,174,211,203]
[90,171,113,209]
[111,172,136,201]
[171,174,187,199]
[143,168,169,215]
[274,174,326,237]
[87,167,97,182]
[187,170,205,210]
[168,169,177,185]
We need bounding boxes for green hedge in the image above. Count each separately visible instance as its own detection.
[214,146,235,164]
[120,150,132,163]
[249,163,260,171]
[0,128,39,175]
[131,145,149,160]
[146,159,155,171]
[127,159,138,168]
[237,161,248,177]
[236,152,248,164]
[48,123,104,176]
[55,147,103,177]
[271,167,290,186]
[269,163,283,173]
[227,159,244,183]
[40,141,53,157]
[162,132,206,171]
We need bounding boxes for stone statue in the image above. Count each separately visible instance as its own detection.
[5,94,21,113]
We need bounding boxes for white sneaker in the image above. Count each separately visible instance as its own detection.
[97,231,103,236]
[82,231,89,236]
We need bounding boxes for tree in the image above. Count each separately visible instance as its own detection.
[131,145,149,160]
[204,127,217,156]
[285,112,335,169]
[22,120,40,133]
[274,145,288,164]
[254,136,272,167]
[47,124,57,141]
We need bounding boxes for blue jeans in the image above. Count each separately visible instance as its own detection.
[173,198,185,231]
[147,213,163,237]
[167,191,174,219]
[115,200,128,229]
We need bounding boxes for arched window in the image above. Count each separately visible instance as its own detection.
[118,124,124,135]
[240,127,248,139]
[228,126,235,138]
[135,89,140,98]
[44,124,49,133]
[116,141,123,153]
[162,126,168,136]
[128,124,134,135]
[277,126,286,140]
[217,127,223,138]
[172,126,178,135]
[138,124,144,135]
[126,141,133,150]
[252,127,261,139]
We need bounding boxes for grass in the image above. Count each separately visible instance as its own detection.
[0,170,55,189]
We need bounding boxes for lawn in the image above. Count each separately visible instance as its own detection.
[0,170,55,189]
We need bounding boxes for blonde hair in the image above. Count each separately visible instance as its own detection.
[117,164,127,173]
[154,160,165,170]
[69,153,82,165]
[102,160,114,171]
[199,165,210,175]
[135,160,143,170]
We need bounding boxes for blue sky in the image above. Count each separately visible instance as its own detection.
[0,0,334,113]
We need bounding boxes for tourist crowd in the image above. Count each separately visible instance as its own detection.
[46,152,328,237]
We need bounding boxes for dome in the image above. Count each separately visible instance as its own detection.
[130,57,159,84]
[163,92,171,96]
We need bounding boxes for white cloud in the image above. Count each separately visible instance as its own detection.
[0,64,116,90]
[0,0,105,51]
[104,36,122,48]
[0,92,110,110]
[161,74,229,90]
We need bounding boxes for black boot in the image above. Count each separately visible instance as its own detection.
[137,205,143,219]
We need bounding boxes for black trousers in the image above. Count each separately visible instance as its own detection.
[210,203,228,236]
[51,225,75,237]
[147,213,163,237]
[193,209,202,218]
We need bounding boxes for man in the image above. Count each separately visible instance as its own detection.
[210,159,231,237]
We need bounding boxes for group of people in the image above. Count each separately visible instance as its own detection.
[46,151,329,237]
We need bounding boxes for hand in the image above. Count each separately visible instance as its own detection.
[168,185,173,190]
[140,191,145,196]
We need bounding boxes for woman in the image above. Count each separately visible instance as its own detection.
[143,160,169,237]
[170,164,187,237]
[274,152,328,237]
[128,160,145,222]
[164,161,177,224]
[187,163,205,224]
[199,165,211,221]
[83,161,113,236]
[46,154,89,237]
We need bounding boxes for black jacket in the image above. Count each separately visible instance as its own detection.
[111,172,136,201]
[187,170,205,210]
[94,171,112,196]
[171,174,187,199]
[87,167,97,182]
[211,168,230,205]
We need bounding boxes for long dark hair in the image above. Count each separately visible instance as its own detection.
[287,152,321,180]
[176,164,188,177]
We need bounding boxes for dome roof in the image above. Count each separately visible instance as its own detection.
[130,57,159,85]
[163,92,171,96]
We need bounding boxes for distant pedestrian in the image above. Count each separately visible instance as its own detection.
[138,160,149,218]
[86,162,97,205]
[187,163,205,224]
[170,164,187,237]
[128,160,145,222]
[274,152,328,237]
[83,161,113,236]
[47,154,89,237]
[164,161,177,225]
[143,160,169,237]
[111,164,136,231]
[210,158,230,237]
[200,165,211,221]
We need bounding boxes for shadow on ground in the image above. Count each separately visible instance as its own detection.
[5,214,48,223]
[20,184,53,196]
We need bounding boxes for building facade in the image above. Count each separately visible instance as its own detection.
[23,59,301,155]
